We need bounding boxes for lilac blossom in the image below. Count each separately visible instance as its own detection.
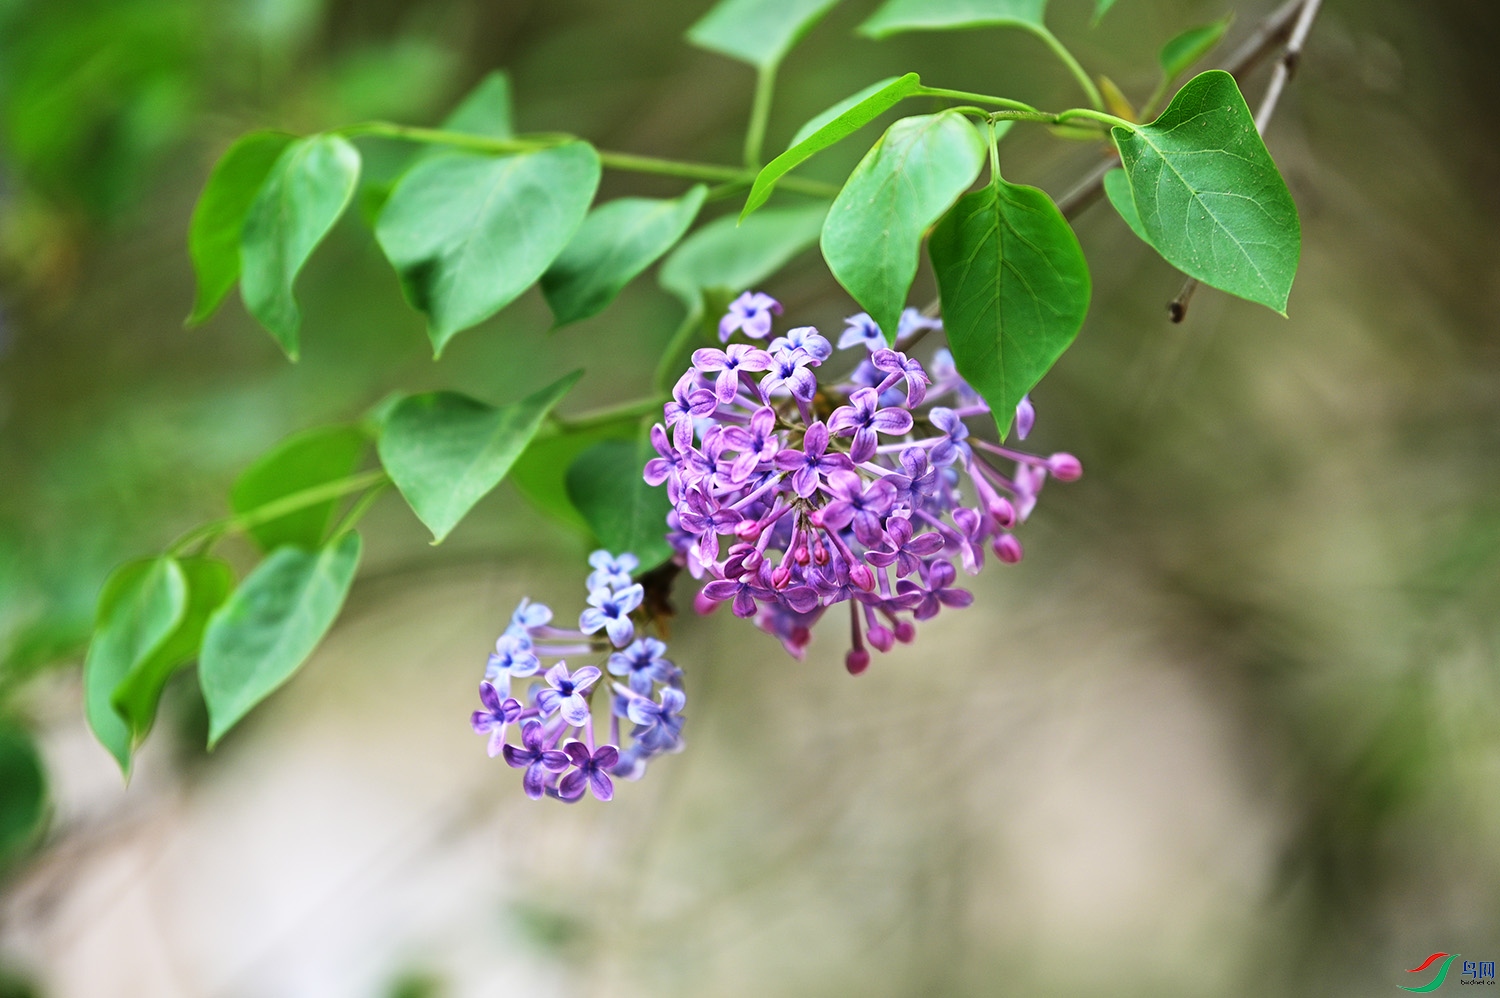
[608,637,679,696]
[535,662,602,726]
[623,686,686,753]
[644,295,1080,675]
[828,386,914,462]
[579,584,644,647]
[471,682,524,757]
[718,291,781,342]
[471,551,687,802]
[587,550,638,592]
[769,326,832,362]
[503,720,570,799]
[558,742,620,802]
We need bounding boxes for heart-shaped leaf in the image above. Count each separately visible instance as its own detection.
[566,435,674,570]
[378,371,583,542]
[239,134,362,359]
[200,532,362,746]
[930,174,1091,438]
[743,73,922,220]
[231,425,369,551]
[542,186,706,328]
[84,558,188,773]
[376,142,601,356]
[687,0,844,70]
[187,131,295,326]
[110,557,235,750]
[1111,71,1300,314]
[858,0,1047,38]
[821,112,985,341]
[1103,167,1148,242]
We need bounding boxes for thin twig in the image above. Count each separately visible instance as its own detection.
[1170,0,1321,323]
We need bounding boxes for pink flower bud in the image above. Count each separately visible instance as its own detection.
[845,648,871,675]
[771,565,792,588]
[735,520,761,541]
[849,563,875,591]
[988,496,1016,529]
[993,533,1023,564]
[894,620,915,643]
[1047,453,1082,481]
[867,623,894,652]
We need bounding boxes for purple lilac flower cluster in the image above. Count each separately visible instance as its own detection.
[471,550,684,801]
[650,293,1081,673]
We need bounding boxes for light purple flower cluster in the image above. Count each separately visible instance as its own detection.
[471,550,684,801]
[648,295,1081,673]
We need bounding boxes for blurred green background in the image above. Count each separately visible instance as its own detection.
[2,0,1499,994]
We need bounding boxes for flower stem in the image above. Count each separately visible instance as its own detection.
[1026,25,1105,111]
[550,396,666,434]
[744,65,777,169]
[340,122,838,197]
[168,469,391,555]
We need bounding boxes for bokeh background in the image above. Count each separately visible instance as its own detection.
[2,0,1499,994]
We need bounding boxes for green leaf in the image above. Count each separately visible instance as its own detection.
[231,426,369,551]
[186,131,295,326]
[375,142,601,356]
[510,422,641,532]
[239,135,362,359]
[565,435,673,569]
[858,0,1046,38]
[743,73,922,220]
[0,722,46,868]
[659,202,827,311]
[1103,167,1148,242]
[542,187,707,328]
[821,111,985,341]
[109,557,235,749]
[83,558,188,773]
[199,533,362,747]
[1092,0,1117,25]
[1111,71,1300,313]
[378,371,583,543]
[930,174,1090,438]
[687,0,843,70]
[440,71,515,140]
[1158,15,1232,83]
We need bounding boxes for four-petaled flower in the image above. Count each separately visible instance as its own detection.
[720,406,781,481]
[828,386,915,463]
[502,720,570,799]
[486,631,541,681]
[579,584,644,647]
[820,470,897,546]
[471,681,525,757]
[692,344,774,403]
[927,407,970,466]
[535,661,603,726]
[772,421,854,498]
[769,326,832,362]
[865,514,944,577]
[838,312,884,351]
[608,637,679,696]
[718,291,782,342]
[586,550,638,592]
[558,741,621,802]
[508,598,552,634]
[898,559,974,620]
[625,686,686,753]
[761,346,819,402]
